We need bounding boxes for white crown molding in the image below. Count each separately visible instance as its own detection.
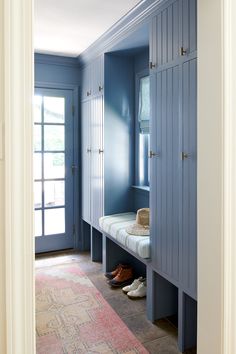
[3,0,35,353]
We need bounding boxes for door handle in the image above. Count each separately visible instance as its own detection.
[149,150,159,158]
[71,164,77,175]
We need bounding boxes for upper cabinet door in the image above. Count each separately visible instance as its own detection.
[91,55,104,96]
[150,0,179,69]
[81,64,92,100]
[180,0,197,56]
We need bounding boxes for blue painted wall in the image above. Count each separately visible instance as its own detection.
[104,53,135,215]
[35,54,80,86]
[103,48,149,215]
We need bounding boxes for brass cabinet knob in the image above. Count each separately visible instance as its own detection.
[86,90,91,97]
[149,62,156,69]
[87,148,91,153]
[99,149,104,154]
[180,47,187,56]
[149,150,159,158]
[181,152,189,160]
[99,85,103,92]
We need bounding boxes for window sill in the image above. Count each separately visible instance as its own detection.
[132,185,150,192]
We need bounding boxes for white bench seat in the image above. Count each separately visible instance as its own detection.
[99,212,150,259]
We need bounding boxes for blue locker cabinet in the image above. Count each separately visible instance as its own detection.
[150,0,197,298]
[81,56,104,230]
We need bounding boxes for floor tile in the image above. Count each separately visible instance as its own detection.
[122,314,176,344]
[107,292,146,318]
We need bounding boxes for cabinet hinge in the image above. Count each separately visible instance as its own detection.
[73,224,76,235]
[72,105,75,116]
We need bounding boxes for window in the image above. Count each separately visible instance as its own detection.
[136,73,150,187]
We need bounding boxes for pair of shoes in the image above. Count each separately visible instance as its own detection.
[105,264,133,288]
[122,277,147,298]
[105,264,124,280]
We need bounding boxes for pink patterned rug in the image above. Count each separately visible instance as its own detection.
[36,262,148,354]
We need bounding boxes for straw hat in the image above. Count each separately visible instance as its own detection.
[126,208,150,236]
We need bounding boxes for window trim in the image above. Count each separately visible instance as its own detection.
[135,68,150,187]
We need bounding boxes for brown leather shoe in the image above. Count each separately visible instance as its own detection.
[104,264,124,280]
[109,267,133,287]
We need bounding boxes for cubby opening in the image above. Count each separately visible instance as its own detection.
[104,23,150,216]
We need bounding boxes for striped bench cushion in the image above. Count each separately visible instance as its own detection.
[99,212,150,259]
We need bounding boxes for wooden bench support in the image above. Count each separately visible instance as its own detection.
[147,268,178,322]
[178,291,197,352]
[91,227,103,262]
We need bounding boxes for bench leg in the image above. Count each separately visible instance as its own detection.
[147,268,178,322]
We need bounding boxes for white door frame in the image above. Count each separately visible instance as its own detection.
[0,0,35,353]
[0,0,235,353]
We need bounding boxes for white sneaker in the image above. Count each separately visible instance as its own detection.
[122,277,145,293]
[127,282,147,298]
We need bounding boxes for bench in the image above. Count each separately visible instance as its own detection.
[99,212,150,259]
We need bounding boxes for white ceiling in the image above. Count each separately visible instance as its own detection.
[35,0,141,57]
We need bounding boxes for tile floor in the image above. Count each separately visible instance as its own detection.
[35,250,197,354]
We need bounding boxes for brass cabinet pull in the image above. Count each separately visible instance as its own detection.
[149,62,156,69]
[149,150,159,158]
[180,47,187,56]
[181,152,189,160]
[99,149,104,154]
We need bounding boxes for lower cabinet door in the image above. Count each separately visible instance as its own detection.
[151,67,180,283]
[82,100,91,224]
[181,58,197,298]
[91,95,104,229]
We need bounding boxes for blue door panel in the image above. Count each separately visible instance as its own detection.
[34,88,74,253]
[151,66,180,282]
[181,58,197,297]
[155,0,179,68]
[181,0,197,55]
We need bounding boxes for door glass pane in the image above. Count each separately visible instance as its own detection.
[44,97,65,123]
[45,208,65,235]
[34,210,42,237]
[34,125,42,151]
[44,125,65,151]
[44,181,65,207]
[34,95,42,123]
[44,153,65,179]
[34,153,42,180]
[34,182,42,208]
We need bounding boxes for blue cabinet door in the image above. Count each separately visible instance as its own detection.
[180,58,197,298]
[81,100,92,224]
[151,66,180,283]
[179,0,197,57]
[151,0,179,69]
[91,94,104,230]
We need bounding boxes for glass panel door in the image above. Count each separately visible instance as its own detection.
[34,88,74,253]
